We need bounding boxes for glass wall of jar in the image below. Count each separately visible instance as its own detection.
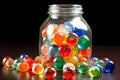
[39,4,92,70]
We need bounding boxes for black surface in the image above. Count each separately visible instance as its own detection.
[0,0,120,45]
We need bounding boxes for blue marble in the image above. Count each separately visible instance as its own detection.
[20,53,29,59]
[104,60,115,73]
[73,27,86,37]
[64,22,74,32]
[91,57,99,62]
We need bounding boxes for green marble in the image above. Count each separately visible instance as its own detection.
[76,62,89,74]
[13,58,21,69]
[53,57,65,69]
[77,35,90,49]
[94,59,104,70]
[88,66,101,78]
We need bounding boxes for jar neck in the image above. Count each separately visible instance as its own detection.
[48,4,83,17]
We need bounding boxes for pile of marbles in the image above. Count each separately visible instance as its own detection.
[41,22,91,69]
[2,53,115,79]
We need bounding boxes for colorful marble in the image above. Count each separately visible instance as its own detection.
[77,35,90,49]
[53,57,65,69]
[13,58,22,69]
[88,66,101,78]
[53,26,59,33]
[63,63,75,71]
[104,60,115,73]
[40,44,48,55]
[63,66,75,79]
[89,57,99,66]
[44,67,56,79]
[73,27,86,37]
[64,21,74,32]
[2,56,14,68]
[43,36,50,45]
[91,57,99,62]
[80,48,90,58]
[76,62,89,74]
[17,60,29,72]
[94,59,104,70]
[66,32,79,46]
[58,44,71,57]
[20,53,29,60]
[23,56,34,69]
[49,45,58,57]
[102,57,109,64]
[93,64,103,73]
[51,32,66,46]
[42,27,47,37]
[79,57,87,62]
[32,63,44,75]
[69,45,79,57]
[44,56,54,67]
[2,56,10,66]
[34,56,42,63]
[66,56,79,66]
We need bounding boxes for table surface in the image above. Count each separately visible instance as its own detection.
[0,42,120,80]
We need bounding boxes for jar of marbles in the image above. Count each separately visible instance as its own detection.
[39,4,92,70]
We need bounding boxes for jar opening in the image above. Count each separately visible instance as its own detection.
[48,4,83,14]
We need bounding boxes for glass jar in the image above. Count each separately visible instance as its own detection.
[39,4,92,70]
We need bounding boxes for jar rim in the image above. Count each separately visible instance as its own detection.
[49,4,82,7]
[49,4,82,10]
[48,4,83,14]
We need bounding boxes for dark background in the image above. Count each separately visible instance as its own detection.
[0,0,120,45]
